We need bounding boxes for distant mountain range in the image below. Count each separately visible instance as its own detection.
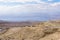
[0,20,60,27]
[0,20,41,27]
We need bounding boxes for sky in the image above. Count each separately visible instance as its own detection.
[0,0,60,21]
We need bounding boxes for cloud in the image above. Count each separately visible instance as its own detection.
[0,0,60,21]
[0,3,48,15]
[0,0,46,6]
[0,0,41,3]
[48,0,53,1]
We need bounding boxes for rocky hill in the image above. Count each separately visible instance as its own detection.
[0,20,60,40]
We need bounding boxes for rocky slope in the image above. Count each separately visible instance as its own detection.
[0,20,60,40]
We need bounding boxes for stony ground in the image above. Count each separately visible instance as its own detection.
[0,21,60,40]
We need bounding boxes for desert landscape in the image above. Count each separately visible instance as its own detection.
[0,20,60,40]
[0,0,60,40]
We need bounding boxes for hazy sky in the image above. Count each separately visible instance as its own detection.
[0,0,60,21]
